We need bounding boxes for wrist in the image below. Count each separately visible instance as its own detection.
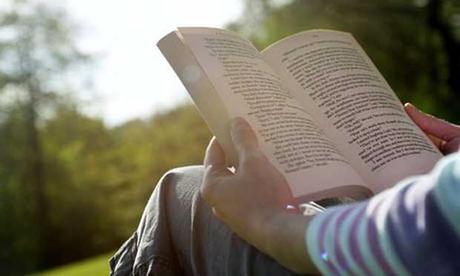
[261,211,317,274]
[261,211,294,254]
[244,208,287,252]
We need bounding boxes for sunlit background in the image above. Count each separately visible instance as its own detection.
[0,0,459,274]
[67,0,242,125]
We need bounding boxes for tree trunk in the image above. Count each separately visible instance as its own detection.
[25,80,49,267]
[427,0,460,118]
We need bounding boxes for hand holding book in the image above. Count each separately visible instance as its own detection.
[201,117,317,274]
[200,106,457,274]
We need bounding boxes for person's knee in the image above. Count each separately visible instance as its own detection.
[158,165,205,194]
[145,165,206,212]
[138,165,206,235]
[140,165,205,216]
[163,165,205,183]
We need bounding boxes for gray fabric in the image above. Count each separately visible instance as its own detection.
[109,165,306,276]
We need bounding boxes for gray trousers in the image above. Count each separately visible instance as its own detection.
[109,166,305,276]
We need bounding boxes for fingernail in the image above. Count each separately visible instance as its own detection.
[406,102,419,110]
[404,103,421,113]
[404,102,413,108]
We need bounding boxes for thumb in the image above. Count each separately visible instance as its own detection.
[230,117,260,160]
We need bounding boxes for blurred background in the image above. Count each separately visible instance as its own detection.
[0,0,458,274]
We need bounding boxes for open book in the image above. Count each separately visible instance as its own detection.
[158,27,442,202]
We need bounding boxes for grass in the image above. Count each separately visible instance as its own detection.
[33,252,114,276]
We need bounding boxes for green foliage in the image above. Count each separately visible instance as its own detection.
[0,107,41,273]
[231,0,460,122]
[0,0,93,273]
[41,103,211,266]
[1,99,210,274]
[0,1,211,273]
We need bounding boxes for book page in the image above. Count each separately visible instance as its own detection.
[172,27,370,201]
[262,30,442,193]
[158,31,236,163]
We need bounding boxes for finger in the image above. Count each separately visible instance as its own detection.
[202,138,233,205]
[443,138,460,154]
[230,117,259,158]
[201,165,233,205]
[404,103,460,141]
[204,137,226,169]
[427,134,446,150]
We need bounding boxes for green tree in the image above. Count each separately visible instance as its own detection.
[231,0,460,122]
[0,0,90,273]
[40,104,123,265]
[0,2,212,273]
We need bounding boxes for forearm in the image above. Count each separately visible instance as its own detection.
[258,212,319,274]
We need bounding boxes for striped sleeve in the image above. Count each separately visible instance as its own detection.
[306,152,460,275]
